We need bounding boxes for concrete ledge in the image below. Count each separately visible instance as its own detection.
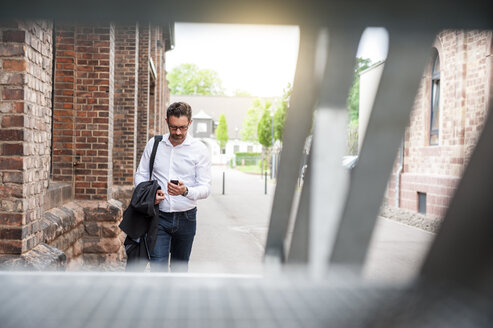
[112,184,134,209]
[79,199,126,267]
[1,199,126,271]
[44,181,73,211]
[0,243,66,271]
[379,205,442,233]
[80,199,123,222]
[42,202,84,245]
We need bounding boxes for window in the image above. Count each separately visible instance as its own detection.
[196,122,208,133]
[418,192,427,214]
[234,145,240,153]
[247,145,253,152]
[429,50,440,145]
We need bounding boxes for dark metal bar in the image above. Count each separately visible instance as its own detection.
[264,26,322,261]
[310,27,362,276]
[287,161,310,263]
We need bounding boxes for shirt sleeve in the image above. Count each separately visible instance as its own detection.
[134,138,155,186]
[186,143,212,201]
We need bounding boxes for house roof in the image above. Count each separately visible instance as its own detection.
[193,110,213,120]
[171,95,274,139]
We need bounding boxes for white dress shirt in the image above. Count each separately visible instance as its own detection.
[134,134,211,213]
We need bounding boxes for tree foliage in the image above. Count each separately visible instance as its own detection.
[167,63,225,95]
[257,108,274,148]
[273,83,292,142]
[241,98,272,142]
[216,114,229,150]
[346,58,373,154]
[347,58,372,123]
[241,106,260,142]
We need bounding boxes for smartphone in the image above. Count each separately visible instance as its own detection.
[170,180,179,185]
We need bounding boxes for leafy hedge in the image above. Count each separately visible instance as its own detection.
[235,152,261,166]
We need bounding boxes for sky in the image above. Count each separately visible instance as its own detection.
[166,23,388,97]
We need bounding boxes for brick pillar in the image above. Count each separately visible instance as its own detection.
[162,46,170,133]
[155,26,165,135]
[52,24,75,183]
[73,24,115,200]
[148,26,157,137]
[0,20,53,254]
[113,24,138,186]
[158,41,165,134]
[161,25,171,135]
[136,23,150,162]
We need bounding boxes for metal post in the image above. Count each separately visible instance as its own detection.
[265,171,267,195]
[261,156,264,179]
[222,171,225,195]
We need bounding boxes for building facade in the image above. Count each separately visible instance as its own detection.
[171,95,265,165]
[0,20,172,269]
[381,30,493,218]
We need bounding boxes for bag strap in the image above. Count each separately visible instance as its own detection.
[149,135,163,181]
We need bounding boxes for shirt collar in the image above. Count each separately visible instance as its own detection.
[163,133,193,147]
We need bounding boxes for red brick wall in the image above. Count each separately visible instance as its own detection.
[386,30,493,217]
[149,26,157,137]
[52,24,75,183]
[73,24,115,200]
[137,23,150,162]
[162,53,170,130]
[155,26,167,135]
[113,24,139,185]
[53,22,171,194]
[0,20,53,253]
[148,25,170,137]
[1,20,171,259]
[463,31,492,160]
[53,24,116,200]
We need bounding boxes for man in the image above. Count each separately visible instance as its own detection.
[134,102,211,272]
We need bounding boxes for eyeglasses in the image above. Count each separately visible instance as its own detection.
[168,125,189,131]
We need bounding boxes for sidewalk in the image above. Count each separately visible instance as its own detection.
[190,165,435,282]
[364,216,435,282]
[190,166,275,274]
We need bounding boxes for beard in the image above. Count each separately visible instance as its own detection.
[170,133,185,143]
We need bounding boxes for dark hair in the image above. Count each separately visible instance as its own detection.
[166,102,192,122]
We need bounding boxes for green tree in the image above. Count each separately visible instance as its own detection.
[167,63,225,95]
[241,98,272,142]
[345,58,373,154]
[216,114,229,150]
[273,83,292,142]
[257,108,273,148]
[347,58,372,123]
[257,105,275,175]
[241,105,260,142]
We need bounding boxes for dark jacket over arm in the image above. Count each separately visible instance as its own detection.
[119,180,161,267]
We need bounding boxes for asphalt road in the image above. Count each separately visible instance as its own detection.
[190,165,435,283]
[190,166,275,274]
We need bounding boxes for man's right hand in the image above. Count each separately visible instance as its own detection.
[155,189,165,205]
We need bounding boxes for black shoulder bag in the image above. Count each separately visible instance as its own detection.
[148,135,163,180]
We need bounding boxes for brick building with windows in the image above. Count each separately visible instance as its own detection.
[381,30,493,221]
[0,20,173,269]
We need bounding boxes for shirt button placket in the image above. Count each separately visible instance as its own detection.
[169,148,174,212]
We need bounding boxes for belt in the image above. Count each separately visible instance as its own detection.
[159,207,196,215]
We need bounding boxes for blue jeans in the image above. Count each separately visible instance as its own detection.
[150,207,197,272]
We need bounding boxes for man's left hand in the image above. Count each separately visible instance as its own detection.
[168,180,187,196]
